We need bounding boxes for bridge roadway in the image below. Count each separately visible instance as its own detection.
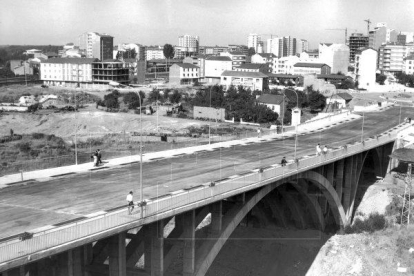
[0,107,411,240]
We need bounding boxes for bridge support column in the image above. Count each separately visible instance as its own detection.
[183,210,195,276]
[210,201,222,235]
[108,232,127,276]
[335,159,344,203]
[150,221,165,276]
[126,228,144,268]
[342,157,354,220]
[68,247,84,276]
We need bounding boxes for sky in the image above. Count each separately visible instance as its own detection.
[1,0,414,49]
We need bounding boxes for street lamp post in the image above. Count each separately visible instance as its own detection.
[361,105,365,143]
[286,89,299,160]
[209,86,212,145]
[399,104,402,124]
[110,82,143,217]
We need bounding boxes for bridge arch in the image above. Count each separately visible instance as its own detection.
[194,170,346,275]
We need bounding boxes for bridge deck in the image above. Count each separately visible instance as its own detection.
[0,107,411,240]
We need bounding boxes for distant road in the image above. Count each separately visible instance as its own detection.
[0,106,412,239]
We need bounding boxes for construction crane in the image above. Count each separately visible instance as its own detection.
[326,28,358,44]
[364,19,371,35]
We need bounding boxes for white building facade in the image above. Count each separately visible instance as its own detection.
[355,48,378,90]
[319,43,350,74]
[40,58,95,87]
[247,34,262,53]
[204,56,233,83]
[403,54,414,75]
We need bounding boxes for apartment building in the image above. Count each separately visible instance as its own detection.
[169,63,199,85]
[378,43,414,74]
[403,54,414,75]
[355,48,377,90]
[247,34,262,53]
[220,70,268,91]
[319,43,350,74]
[251,53,277,72]
[204,56,232,84]
[146,46,165,60]
[220,51,246,69]
[369,23,398,50]
[349,33,369,62]
[92,60,129,85]
[40,58,95,88]
[78,32,113,60]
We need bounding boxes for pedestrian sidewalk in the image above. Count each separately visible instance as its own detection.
[0,111,362,188]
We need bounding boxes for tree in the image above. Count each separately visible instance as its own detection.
[163,44,175,59]
[116,51,122,60]
[376,74,387,85]
[148,88,161,102]
[124,49,137,59]
[248,47,256,56]
[103,91,120,109]
[308,90,326,111]
[169,90,182,104]
[336,78,355,90]
[123,92,143,109]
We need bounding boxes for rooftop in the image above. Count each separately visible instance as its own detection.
[335,92,353,101]
[175,63,199,69]
[221,70,268,78]
[42,58,98,64]
[228,51,245,56]
[294,62,329,68]
[317,74,349,80]
[238,63,267,70]
[206,56,232,61]
[257,94,285,105]
[257,53,276,59]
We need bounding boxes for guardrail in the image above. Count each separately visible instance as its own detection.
[0,122,411,265]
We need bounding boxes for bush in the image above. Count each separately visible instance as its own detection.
[15,142,31,153]
[32,133,45,139]
[345,213,387,234]
[177,112,187,118]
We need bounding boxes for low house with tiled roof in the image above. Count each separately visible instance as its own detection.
[220,70,268,91]
[45,52,59,59]
[326,92,353,109]
[293,62,331,75]
[256,94,286,116]
[169,63,200,85]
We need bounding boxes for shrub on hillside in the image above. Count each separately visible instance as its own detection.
[32,133,45,139]
[345,213,387,234]
[15,142,31,153]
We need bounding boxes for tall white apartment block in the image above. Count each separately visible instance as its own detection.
[267,38,280,56]
[178,35,199,52]
[355,48,377,90]
[78,32,113,60]
[248,34,262,53]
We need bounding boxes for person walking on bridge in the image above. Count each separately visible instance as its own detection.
[323,145,328,155]
[126,191,134,215]
[316,144,322,156]
[281,156,287,167]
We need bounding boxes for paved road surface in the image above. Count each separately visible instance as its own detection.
[0,107,411,239]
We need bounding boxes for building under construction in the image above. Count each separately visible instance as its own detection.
[92,59,129,86]
[349,33,369,62]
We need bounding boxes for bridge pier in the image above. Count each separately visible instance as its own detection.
[108,233,127,276]
[183,210,196,276]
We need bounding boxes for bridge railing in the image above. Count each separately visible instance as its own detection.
[0,122,411,266]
